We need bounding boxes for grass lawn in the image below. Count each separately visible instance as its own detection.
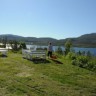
[0,52,96,96]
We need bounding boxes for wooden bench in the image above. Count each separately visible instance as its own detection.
[22,49,46,60]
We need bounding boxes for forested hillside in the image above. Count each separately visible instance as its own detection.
[0,33,96,47]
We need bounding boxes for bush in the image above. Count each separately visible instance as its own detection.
[66,52,76,60]
[71,59,87,68]
[77,56,89,64]
[68,53,89,68]
[87,61,96,71]
[71,55,96,72]
[71,60,77,65]
[73,56,89,68]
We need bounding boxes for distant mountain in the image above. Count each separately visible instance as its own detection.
[74,33,96,47]
[58,33,96,47]
[0,34,24,41]
[0,33,96,47]
[0,34,57,45]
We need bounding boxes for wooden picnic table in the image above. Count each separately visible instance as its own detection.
[22,49,46,60]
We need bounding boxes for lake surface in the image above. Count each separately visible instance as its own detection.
[26,45,96,56]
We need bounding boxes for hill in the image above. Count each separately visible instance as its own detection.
[0,34,57,45]
[75,33,96,47]
[0,34,25,41]
[0,33,96,47]
[58,33,96,47]
[0,52,96,96]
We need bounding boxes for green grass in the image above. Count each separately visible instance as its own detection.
[0,52,96,96]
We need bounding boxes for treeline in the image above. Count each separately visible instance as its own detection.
[0,37,26,51]
[0,33,96,47]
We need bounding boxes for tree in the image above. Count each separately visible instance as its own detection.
[56,46,63,55]
[19,42,26,49]
[64,39,72,55]
[9,40,19,51]
[86,51,92,58]
[1,36,7,48]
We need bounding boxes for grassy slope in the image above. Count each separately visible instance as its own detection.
[0,53,96,96]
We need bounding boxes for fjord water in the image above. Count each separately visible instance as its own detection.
[27,45,96,56]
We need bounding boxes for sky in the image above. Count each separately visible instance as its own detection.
[0,0,96,39]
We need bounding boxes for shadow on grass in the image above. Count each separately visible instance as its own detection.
[27,58,51,64]
[51,59,63,64]
[0,54,7,58]
[23,57,63,64]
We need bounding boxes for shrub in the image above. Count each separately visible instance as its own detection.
[71,60,77,65]
[71,55,96,72]
[76,56,89,68]
[66,52,76,60]
[87,61,96,71]
[77,56,89,64]
[72,60,87,68]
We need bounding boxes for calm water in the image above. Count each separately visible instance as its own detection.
[26,45,96,56]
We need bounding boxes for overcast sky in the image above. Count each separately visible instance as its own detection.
[0,0,96,39]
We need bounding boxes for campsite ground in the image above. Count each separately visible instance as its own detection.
[0,52,96,96]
